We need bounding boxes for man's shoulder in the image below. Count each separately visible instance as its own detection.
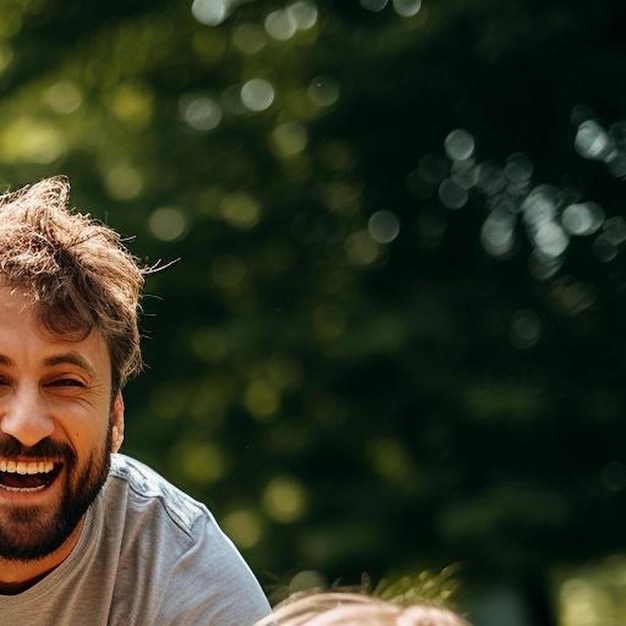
[107,453,209,537]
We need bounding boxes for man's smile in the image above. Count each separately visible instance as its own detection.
[0,459,62,492]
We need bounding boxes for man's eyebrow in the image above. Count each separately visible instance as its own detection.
[0,355,13,367]
[43,353,97,376]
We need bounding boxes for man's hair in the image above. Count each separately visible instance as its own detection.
[256,591,470,626]
[0,176,145,392]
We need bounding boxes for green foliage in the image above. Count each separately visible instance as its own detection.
[2,0,626,621]
[372,566,462,609]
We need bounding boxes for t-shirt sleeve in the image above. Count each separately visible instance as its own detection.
[155,512,271,626]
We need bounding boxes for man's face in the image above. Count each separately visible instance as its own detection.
[0,286,124,561]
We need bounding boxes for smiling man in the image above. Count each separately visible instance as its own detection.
[0,177,271,624]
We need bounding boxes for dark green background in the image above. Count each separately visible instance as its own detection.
[2,0,626,623]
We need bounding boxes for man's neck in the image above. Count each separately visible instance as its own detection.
[0,519,84,594]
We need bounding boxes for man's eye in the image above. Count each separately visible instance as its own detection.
[49,379,85,388]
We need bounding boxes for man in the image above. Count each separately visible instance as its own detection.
[0,176,271,624]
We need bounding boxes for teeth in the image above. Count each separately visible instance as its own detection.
[0,459,55,474]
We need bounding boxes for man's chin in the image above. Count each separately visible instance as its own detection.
[0,507,80,561]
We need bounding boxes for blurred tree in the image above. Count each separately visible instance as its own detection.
[1,0,626,623]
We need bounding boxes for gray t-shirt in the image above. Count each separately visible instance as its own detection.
[0,453,271,625]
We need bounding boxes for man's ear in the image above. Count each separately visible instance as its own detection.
[111,393,125,453]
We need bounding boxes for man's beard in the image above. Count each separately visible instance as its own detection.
[0,425,112,562]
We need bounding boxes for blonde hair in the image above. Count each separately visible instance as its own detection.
[0,176,146,391]
[256,592,470,626]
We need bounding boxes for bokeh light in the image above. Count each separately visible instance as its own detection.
[0,118,65,164]
[561,202,604,236]
[265,9,297,41]
[438,178,468,209]
[241,78,275,112]
[191,0,233,26]
[44,80,83,114]
[575,119,615,161]
[345,230,381,265]
[368,210,400,243]
[180,95,223,131]
[360,0,389,11]
[307,75,340,108]
[509,309,541,349]
[177,440,227,486]
[481,210,516,258]
[271,121,309,158]
[148,207,188,241]
[219,192,261,229]
[287,1,319,30]
[262,475,309,523]
[223,507,265,549]
[393,0,422,17]
[103,164,144,200]
[244,378,281,420]
[232,23,267,54]
[444,129,475,161]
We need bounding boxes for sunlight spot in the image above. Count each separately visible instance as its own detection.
[244,379,280,420]
[265,9,297,40]
[509,309,541,349]
[223,508,264,549]
[534,222,569,257]
[271,121,308,158]
[148,207,187,241]
[0,119,65,164]
[575,120,616,161]
[444,129,475,161]
[504,152,533,183]
[481,210,516,258]
[308,75,340,107]
[192,0,232,25]
[393,0,422,17]
[103,164,143,200]
[368,210,400,244]
[108,84,153,127]
[288,1,318,30]
[561,202,604,236]
[368,439,411,480]
[439,178,468,209]
[345,230,380,265]
[262,475,309,523]
[44,80,82,114]
[360,0,388,10]
[232,23,267,54]
[521,186,557,227]
[180,441,226,485]
[289,570,327,594]
[220,192,261,229]
[241,78,275,112]
[180,95,222,131]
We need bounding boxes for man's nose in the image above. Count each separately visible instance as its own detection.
[0,386,55,448]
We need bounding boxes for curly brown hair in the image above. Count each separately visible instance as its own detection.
[0,176,146,392]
